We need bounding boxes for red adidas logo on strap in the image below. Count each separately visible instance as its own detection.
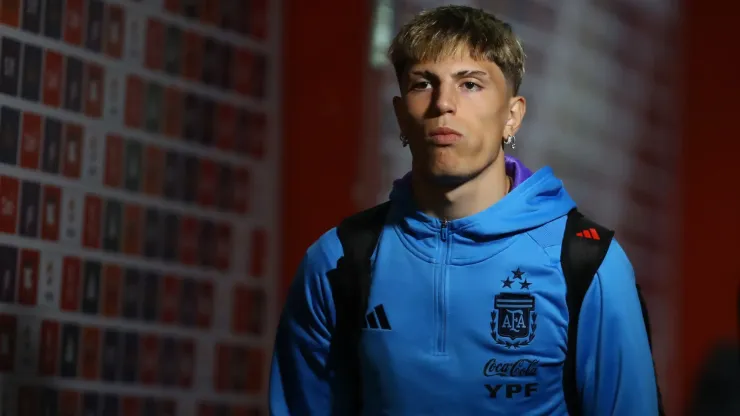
[576,228,601,240]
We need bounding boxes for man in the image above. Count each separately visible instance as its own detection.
[270,5,660,415]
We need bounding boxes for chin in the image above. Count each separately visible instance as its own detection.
[424,167,479,187]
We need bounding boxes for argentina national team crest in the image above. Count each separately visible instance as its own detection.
[491,267,537,349]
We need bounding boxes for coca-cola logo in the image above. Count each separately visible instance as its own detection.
[482,358,539,377]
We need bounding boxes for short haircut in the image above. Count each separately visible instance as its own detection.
[388,5,526,95]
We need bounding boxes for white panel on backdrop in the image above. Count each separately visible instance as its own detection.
[81,127,106,185]
[124,8,146,65]
[38,250,62,309]
[14,314,39,376]
[103,68,125,125]
[60,187,83,246]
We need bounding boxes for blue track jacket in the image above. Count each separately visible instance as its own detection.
[270,165,659,415]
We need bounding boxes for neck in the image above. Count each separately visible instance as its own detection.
[412,154,510,220]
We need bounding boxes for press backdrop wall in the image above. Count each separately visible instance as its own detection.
[0,0,279,414]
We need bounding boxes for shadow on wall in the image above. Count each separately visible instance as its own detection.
[687,339,740,415]
[686,283,740,415]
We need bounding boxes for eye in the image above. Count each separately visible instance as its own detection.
[462,81,481,91]
[411,81,431,90]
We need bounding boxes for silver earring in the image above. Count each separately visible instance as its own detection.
[504,135,516,150]
[400,134,409,147]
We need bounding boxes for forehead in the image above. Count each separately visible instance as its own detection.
[408,54,495,72]
[405,51,507,84]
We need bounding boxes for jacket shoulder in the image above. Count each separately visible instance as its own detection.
[302,226,344,278]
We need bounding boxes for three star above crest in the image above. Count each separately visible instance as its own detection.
[502,267,532,290]
[512,267,525,280]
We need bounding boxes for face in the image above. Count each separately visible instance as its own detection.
[393,50,526,185]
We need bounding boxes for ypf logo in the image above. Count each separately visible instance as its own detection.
[485,383,538,399]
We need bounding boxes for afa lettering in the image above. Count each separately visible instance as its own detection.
[485,383,538,399]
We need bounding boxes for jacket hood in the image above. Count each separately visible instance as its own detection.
[388,156,575,239]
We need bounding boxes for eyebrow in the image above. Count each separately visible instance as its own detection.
[410,69,489,79]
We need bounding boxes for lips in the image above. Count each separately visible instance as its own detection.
[428,127,462,145]
[429,127,462,136]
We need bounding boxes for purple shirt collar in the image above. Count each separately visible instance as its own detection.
[390,155,534,203]
[505,155,533,189]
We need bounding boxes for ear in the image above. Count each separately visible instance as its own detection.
[504,95,527,137]
[392,95,406,134]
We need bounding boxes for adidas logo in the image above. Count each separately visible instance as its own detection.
[362,304,392,330]
[576,228,601,240]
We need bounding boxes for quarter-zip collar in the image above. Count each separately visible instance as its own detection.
[387,156,576,263]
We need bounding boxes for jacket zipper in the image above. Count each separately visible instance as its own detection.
[436,218,449,355]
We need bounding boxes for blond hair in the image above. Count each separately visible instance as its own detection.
[388,5,525,95]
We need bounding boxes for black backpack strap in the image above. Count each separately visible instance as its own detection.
[561,208,615,416]
[561,208,665,415]
[326,201,391,413]
[635,283,666,415]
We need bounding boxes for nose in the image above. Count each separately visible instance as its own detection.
[432,82,457,115]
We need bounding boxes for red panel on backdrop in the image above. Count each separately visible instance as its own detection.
[280,1,372,297]
[681,0,740,405]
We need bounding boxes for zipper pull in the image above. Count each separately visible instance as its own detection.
[441,218,448,242]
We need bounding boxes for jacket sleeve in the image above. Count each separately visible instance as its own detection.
[577,240,660,415]
[269,229,349,415]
